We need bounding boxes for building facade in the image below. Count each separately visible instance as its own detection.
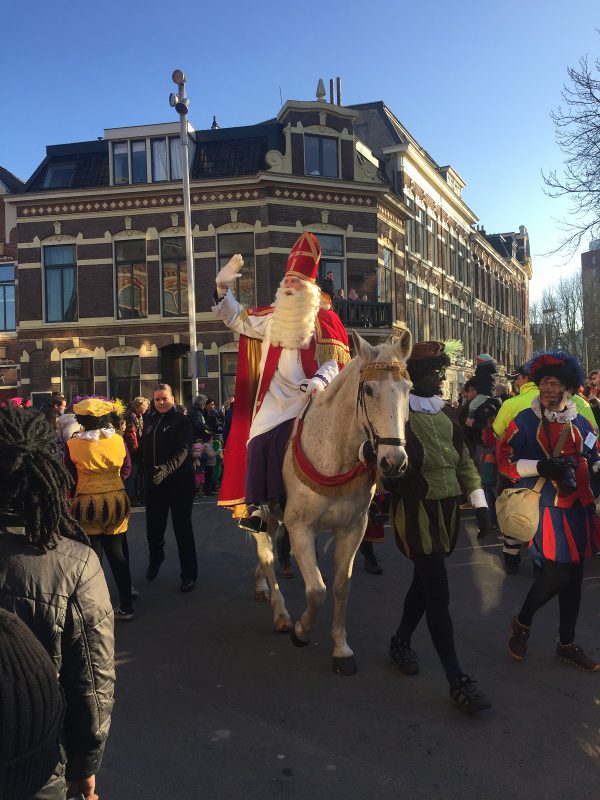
[0,166,24,401]
[582,239,600,373]
[4,87,531,407]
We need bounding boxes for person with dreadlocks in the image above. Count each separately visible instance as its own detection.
[498,351,600,671]
[65,397,134,621]
[0,404,115,800]
[386,340,492,715]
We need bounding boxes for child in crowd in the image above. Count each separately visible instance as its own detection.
[192,441,206,496]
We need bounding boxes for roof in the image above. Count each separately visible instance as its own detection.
[191,123,283,179]
[25,140,109,192]
[0,166,25,193]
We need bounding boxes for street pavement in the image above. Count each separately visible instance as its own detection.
[98,498,600,799]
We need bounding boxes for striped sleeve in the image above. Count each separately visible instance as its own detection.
[497,419,524,482]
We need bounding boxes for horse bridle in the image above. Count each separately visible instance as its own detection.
[357,361,410,449]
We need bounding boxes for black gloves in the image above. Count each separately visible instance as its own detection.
[152,446,190,485]
[537,457,567,482]
[475,507,492,540]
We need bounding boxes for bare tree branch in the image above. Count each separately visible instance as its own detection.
[542,48,600,257]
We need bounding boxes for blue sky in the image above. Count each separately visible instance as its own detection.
[3,0,598,298]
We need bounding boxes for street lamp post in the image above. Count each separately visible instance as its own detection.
[169,69,198,399]
[584,332,595,376]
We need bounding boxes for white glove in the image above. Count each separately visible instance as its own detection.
[468,488,487,509]
[304,377,326,395]
[216,254,243,295]
[592,461,600,474]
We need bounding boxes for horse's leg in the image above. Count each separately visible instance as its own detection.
[289,525,326,647]
[252,530,292,633]
[254,559,269,603]
[330,522,366,676]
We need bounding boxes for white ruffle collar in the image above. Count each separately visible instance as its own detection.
[73,428,116,441]
[409,394,446,414]
[531,395,577,423]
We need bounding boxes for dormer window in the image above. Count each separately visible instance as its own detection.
[112,140,147,185]
[43,162,75,189]
[304,134,338,178]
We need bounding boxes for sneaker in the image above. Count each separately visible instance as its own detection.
[508,616,530,661]
[114,608,135,621]
[180,579,196,593]
[278,561,294,579]
[365,556,383,575]
[449,675,491,714]
[389,635,419,675]
[556,642,600,672]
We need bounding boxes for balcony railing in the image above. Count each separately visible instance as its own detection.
[333,299,393,329]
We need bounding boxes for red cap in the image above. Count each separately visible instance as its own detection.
[285,232,321,283]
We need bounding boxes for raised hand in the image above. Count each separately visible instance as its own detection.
[216,253,244,295]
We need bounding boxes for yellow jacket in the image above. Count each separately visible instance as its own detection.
[493,381,598,437]
[67,432,127,496]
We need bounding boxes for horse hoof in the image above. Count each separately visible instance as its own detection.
[274,615,293,633]
[290,627,310,648]
[254,589,269,603]
[333,656,357,676]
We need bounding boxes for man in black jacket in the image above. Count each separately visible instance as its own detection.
[0,404,115,800]
[143,383,198,592]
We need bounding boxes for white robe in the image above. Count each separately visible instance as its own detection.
[213,291,339,440]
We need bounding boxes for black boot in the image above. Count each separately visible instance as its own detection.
[389,635,419,675]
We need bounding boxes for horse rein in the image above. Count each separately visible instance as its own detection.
[357,361,410,449]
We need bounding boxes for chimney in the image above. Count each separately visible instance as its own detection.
[336,77,342,105]
[329,78,334,104]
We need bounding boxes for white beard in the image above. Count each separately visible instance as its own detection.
[269,282,321,349]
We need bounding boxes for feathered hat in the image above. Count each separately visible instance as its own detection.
[284,232,321,283]
[525,351,584,391]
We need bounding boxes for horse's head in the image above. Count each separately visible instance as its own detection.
[353,329,412,478]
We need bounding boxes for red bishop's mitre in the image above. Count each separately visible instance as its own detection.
[284,232,321,283]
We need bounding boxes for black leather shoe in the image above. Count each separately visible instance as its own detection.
[146,562,163,581]
[389,635,419,675]
[180,579,196,593]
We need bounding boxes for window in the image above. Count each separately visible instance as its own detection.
[406,280,418,337]
[217,232,255,307]
[429,293,440,340]
[379,248,393,303]
[131,141,147,183]
[0,364,17,389]
[113,143,129,185]
[417,287,428,339]
[115,240,147,319]
[416,208,426,259]
[108,355,140,402]
[44,245,77,322]
[43,162,75,189]
[113,140,148,185]
[304,135,338,178]
[169,137,182,180]
[220,352,238,404]
[150,137,182,181]
[317,234,344,294]
[152,139,168,181]
[0,264,15,331]
[62,357,93,403]
[161,237,188,317]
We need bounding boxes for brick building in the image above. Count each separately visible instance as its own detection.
[0,166,24,401]
[4,86,531,406]
[582,239,600,372]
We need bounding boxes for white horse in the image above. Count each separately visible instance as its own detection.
[252,330,412,675]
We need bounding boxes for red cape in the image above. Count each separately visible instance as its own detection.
[218,307,349,516]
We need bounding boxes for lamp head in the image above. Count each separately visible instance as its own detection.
[172,69,186,85]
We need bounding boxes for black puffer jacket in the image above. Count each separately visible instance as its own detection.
[0,516,115,789]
